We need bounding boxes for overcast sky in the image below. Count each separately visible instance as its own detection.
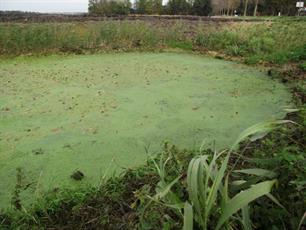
[0,0,89,13]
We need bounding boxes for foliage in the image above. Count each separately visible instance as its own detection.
[0,21,191,55]
[184,152,276,230]
[152,121,288,229]
[0,19,305,67]
[88,0,131,15]
[241,111,306,229]
[299,62,306,72]
[192,0,212,16]
[195,20,306,64]
[135,0,163,14]
[258,0,296,16]
[135,0,212,15]
[228,0,297,16]
[166,0,192,15]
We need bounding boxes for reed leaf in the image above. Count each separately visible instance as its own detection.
[216,180,276,229]
[183,202,193,230]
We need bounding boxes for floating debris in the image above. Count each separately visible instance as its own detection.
[71,170,84,181]
[32,148,44,155]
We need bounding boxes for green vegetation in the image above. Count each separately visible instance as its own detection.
[183,121,285,230]
[87,0,297,16]
[0,17,305,229]
[192,0,211,16]
[195,20,306,64]
[88,0,131,16]
[0,19,305,66]
[135,0,163,14]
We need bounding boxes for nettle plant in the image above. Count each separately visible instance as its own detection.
[150,120,293,230]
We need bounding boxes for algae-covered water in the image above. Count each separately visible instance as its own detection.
[0,53,291,208]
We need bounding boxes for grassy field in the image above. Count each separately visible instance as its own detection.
[0,17,305,229]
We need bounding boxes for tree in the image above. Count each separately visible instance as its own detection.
[192,0,212,15]
[135,0,162,14]
[211,0,239,15]
[264,0,296,15]
[167,0,191,14]
[88,0,131,15]
[151,0,163,14]
[136,0,147,13]
[243,0,249,16]
[253,0,259,16]
[88,0,99,14]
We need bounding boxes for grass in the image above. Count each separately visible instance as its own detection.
[195,21,306,64]
[0,17,305,229]
[0,19,305,65]
[0,21,187,55]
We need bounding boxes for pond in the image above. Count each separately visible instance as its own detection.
[0,52,291,208]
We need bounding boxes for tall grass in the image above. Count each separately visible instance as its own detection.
[0,19,305,64]
[195,21,306,64]
[0,21,191,55]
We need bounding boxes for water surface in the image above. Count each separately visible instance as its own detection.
[0,53,291,208]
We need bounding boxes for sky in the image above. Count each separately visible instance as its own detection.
[0,0,89,13]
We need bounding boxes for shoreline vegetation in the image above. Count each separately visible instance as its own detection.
[0,16,305,229]
[0,19,305,64]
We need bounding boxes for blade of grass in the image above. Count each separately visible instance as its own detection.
[206,153,230,216]
[234,168,277,179]
[216,180,276,230]
[153,175,181,200]
[241,205,252,230]
[183,202,193,230]
[230,120,294,151]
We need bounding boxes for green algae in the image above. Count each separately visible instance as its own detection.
[0,53,291,209]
